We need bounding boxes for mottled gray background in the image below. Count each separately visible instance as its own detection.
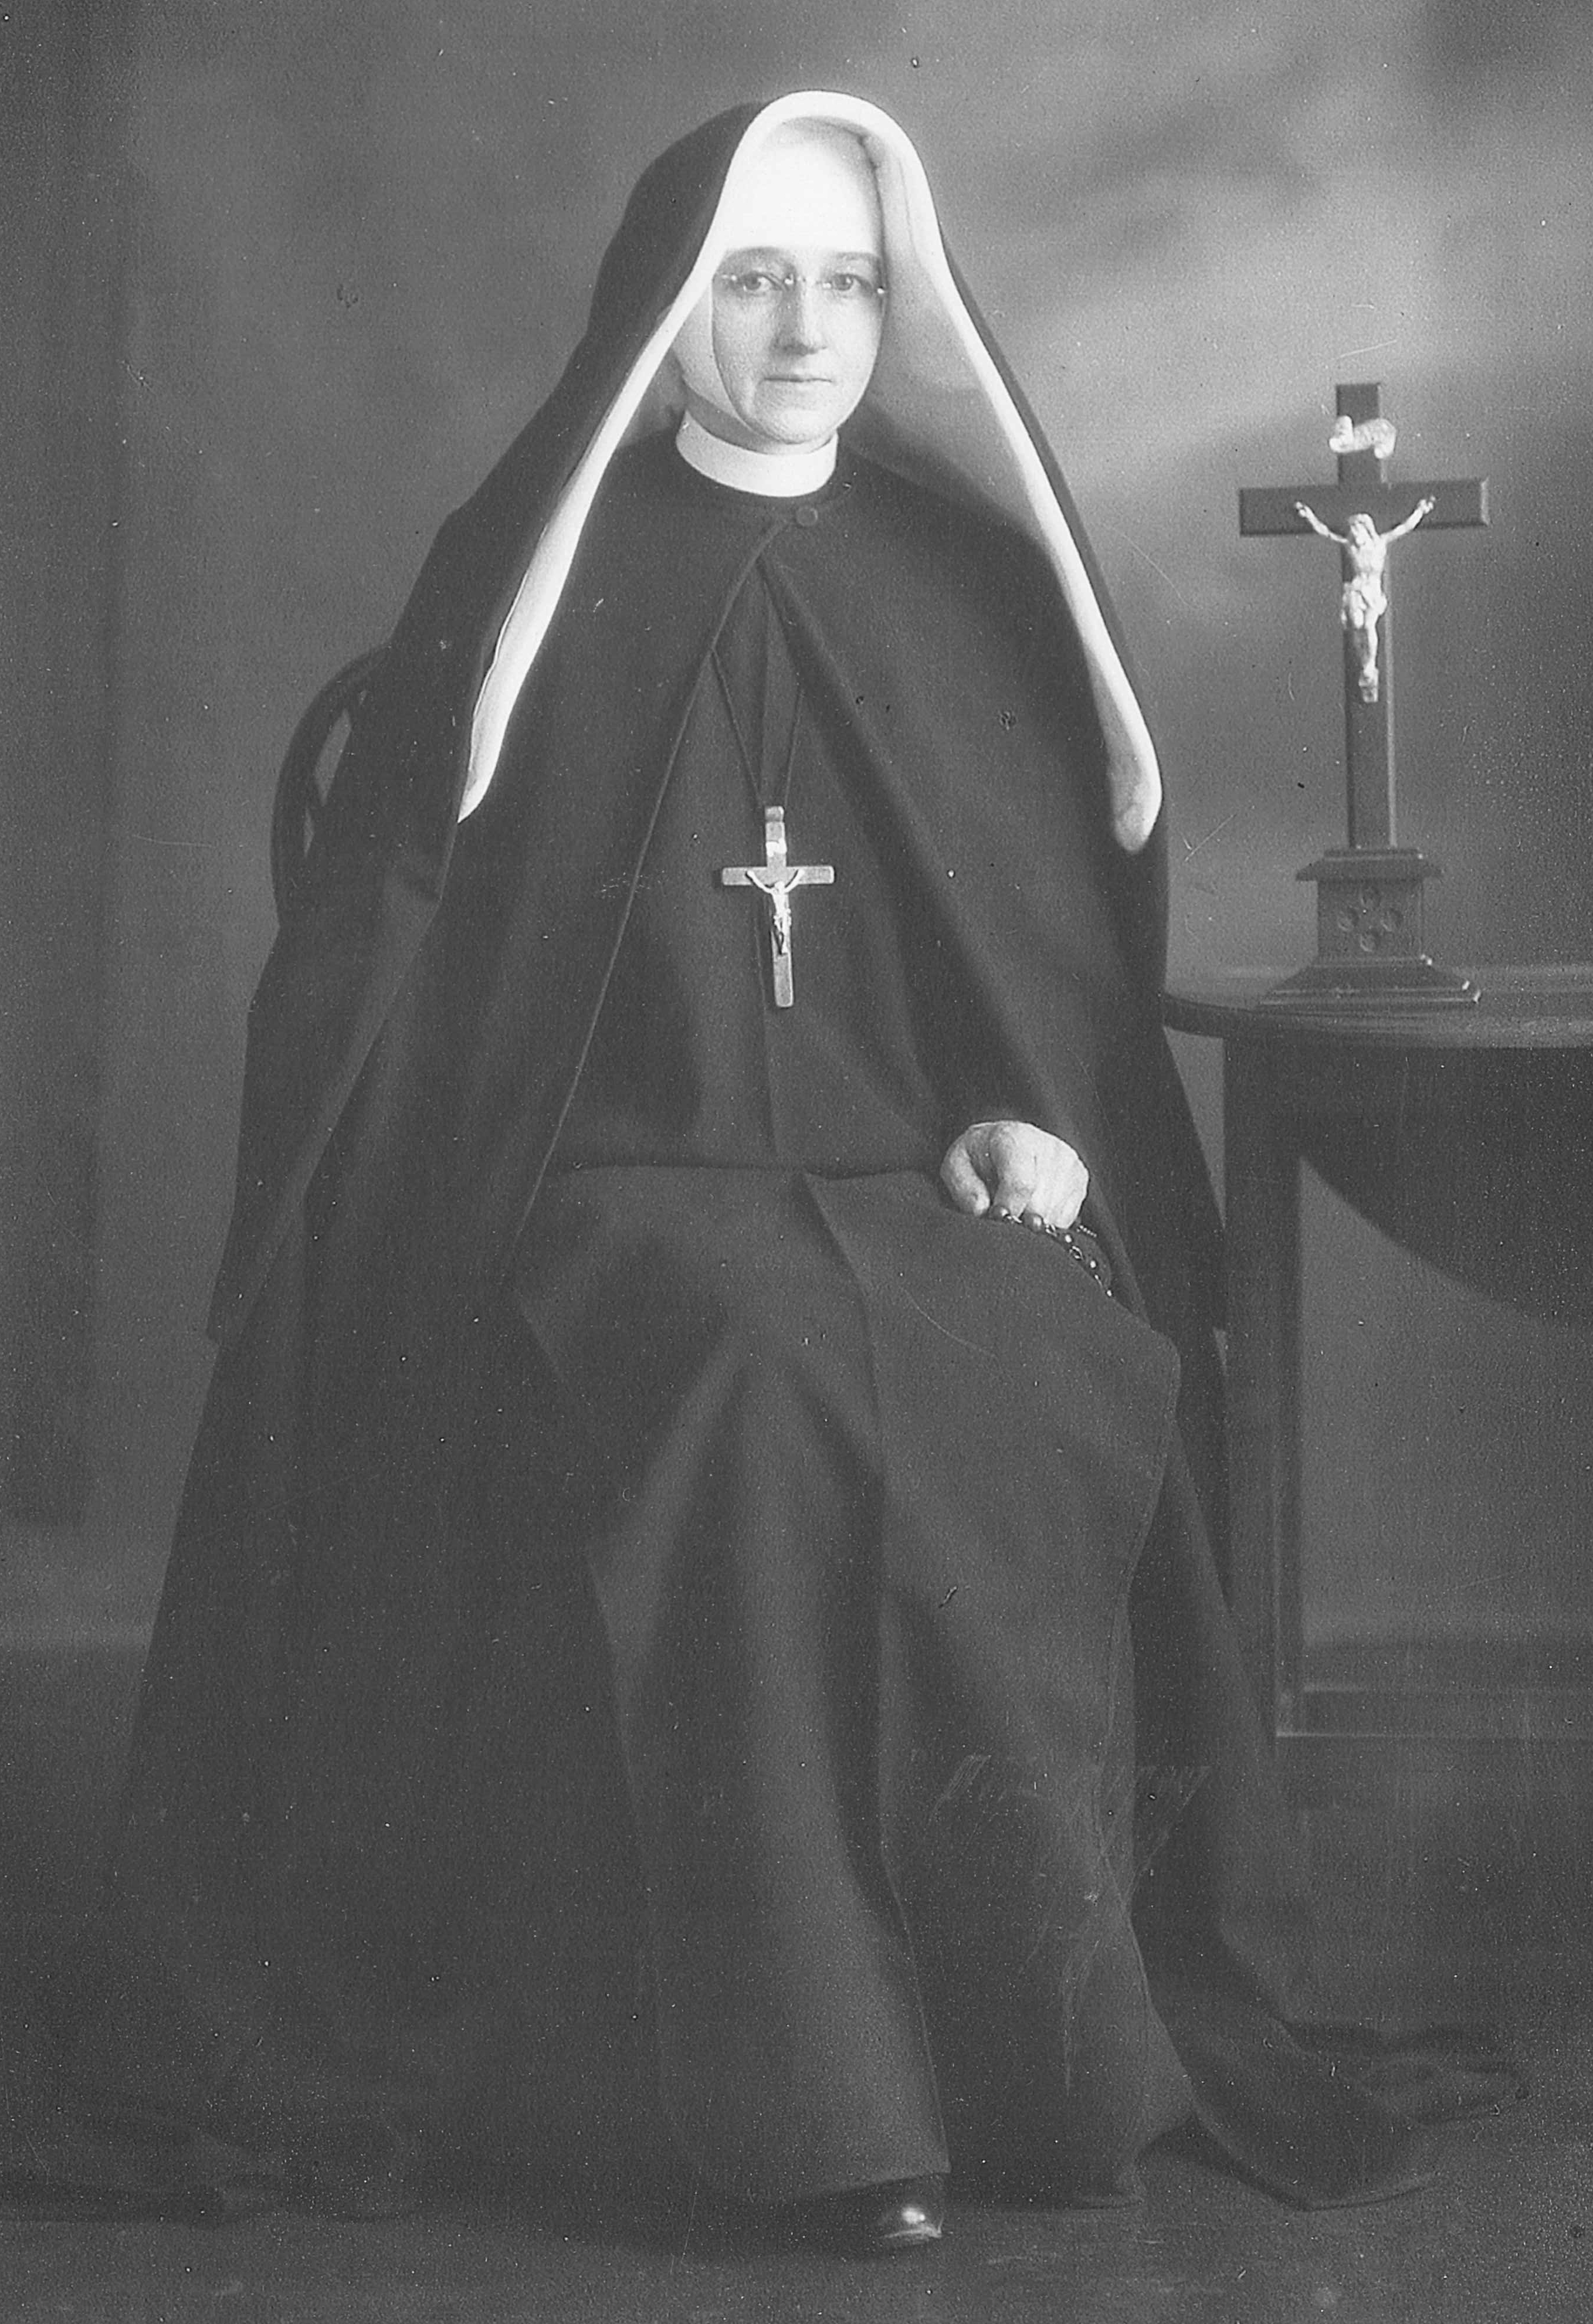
[5,0,1593,1660]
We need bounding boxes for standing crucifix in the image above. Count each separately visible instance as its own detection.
[719,805,835,1008]
[1240,381,1487,1006]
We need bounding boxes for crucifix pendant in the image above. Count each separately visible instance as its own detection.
[718,806,835,1007]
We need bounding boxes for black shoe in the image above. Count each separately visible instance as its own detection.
[801,2174,946,2257]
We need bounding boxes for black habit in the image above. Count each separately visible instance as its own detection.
[47,100,1489,2221]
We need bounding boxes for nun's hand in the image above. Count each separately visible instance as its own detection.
[940,1121,1089,1233]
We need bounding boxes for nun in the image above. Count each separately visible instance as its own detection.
[67,96,1456,2251]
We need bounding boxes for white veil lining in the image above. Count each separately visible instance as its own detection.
[462,93,1162,851]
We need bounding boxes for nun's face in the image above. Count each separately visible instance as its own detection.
[695,243,886,453]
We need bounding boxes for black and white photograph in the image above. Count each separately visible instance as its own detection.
[4,4,1591,2316]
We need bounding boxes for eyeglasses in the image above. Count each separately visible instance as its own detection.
[713,263,887,310]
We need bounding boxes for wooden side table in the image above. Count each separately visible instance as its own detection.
[1164,965,1593,1793]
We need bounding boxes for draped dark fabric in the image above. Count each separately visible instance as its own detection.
[6,106,1520,2230]
[488,442,1194,2199]
[22,436,1503,2222]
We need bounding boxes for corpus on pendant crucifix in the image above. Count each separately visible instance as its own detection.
[719,805,835,1007]
[1239,381,1487,1008]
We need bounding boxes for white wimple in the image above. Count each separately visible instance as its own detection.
[462,93,1162,851]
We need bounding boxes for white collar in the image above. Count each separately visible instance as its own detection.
[675,411,838,497]
[463,94,1161,851]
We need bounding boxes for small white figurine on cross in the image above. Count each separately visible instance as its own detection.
[1293,495,1436,705]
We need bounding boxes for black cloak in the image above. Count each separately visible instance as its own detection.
[44,96,1493,2224]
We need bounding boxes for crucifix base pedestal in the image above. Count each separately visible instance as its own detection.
[1262,849,1480,1010]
